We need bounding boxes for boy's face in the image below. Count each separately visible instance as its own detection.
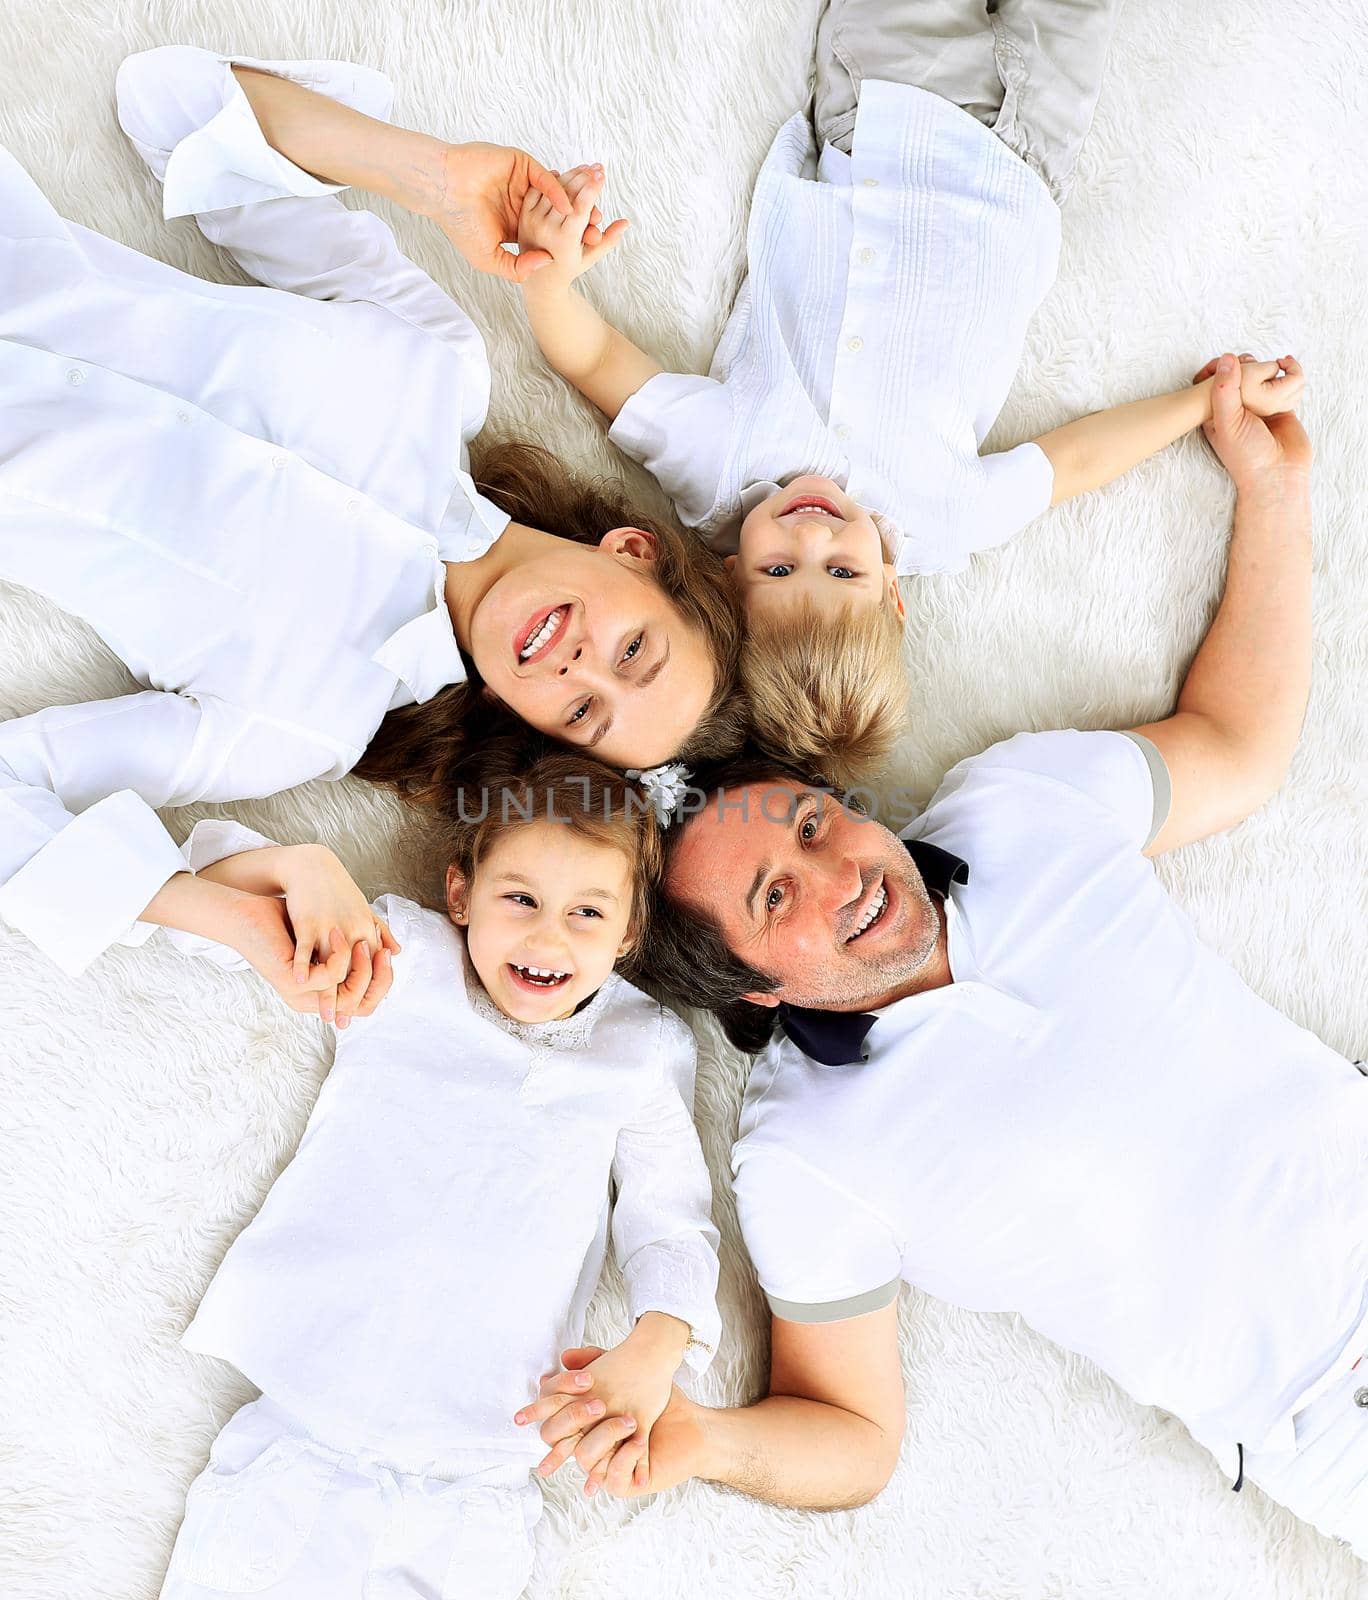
[446,820,635,1023]
[730,476,903,619]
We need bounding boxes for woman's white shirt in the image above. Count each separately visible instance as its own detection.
[164,821,720,1460]
[0,47,507,975]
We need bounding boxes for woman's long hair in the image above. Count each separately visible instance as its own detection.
[354,441,748,803]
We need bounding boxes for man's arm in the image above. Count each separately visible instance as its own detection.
[1131,354,1313,854]
[544,1302,906,1510]
[1033,355,1302,506]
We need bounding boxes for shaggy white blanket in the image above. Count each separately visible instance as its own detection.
[2,0,1366,1596]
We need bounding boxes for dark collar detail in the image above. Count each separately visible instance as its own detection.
[775,837,969,1067]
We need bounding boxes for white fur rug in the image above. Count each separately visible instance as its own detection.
[2,1,1367,1596]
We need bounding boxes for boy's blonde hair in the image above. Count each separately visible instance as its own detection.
[741,598,910,791]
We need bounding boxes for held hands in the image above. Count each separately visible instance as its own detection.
[514,1321,695,1498]
[517,164,630,291]
[430,142,574,284]
[1193,352,1312,491]
[225,845,399,1028]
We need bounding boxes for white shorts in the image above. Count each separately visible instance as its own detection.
[1244,1363,1368,1560]
[159,1396,541,1600]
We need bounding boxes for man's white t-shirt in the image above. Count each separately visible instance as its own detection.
[732,730,1368,1455]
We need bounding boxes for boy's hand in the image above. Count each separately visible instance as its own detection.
[517,164,629,291]
[1193,352,1304,419]
[514,1313,690,1494]
[1195,353,1312,493]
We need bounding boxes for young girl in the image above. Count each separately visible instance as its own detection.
[0,45,743,1012]
[148,739,719,1598]
[512,0,1303,788]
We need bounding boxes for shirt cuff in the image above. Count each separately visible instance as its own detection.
[0,790,189,977]
[154,52,394,219]
[623,1244,722,1377]
[765,1277,901,1324]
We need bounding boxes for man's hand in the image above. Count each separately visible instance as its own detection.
[518,164,629,293]
[430,142,574,283]
[1193,352,1311,491]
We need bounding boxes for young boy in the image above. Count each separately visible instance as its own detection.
[514,0,1300,786]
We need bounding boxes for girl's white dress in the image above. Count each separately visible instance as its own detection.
[0,47,505,977]
[156,820,721,1600]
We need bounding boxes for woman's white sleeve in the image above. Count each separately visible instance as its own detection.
[0,691,324,976]
[114,46,487,358]
[609,1014,721,1373]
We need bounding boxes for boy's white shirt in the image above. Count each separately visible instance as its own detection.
[0,47,508,979]
[162,819,721,1461]
[607,81,1060,578]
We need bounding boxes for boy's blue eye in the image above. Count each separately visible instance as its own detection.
[762,564,793,578]
[828,567,855,579]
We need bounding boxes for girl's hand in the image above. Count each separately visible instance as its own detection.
[516,1315,688,1494]
[215,888,393,1028]
[276,845,401,1027]
[518,1345,707,1500]
[1193,352,1305,418]
[1194,353,1312,493]
[517,165,629,290]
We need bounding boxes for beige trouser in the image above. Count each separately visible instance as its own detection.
[812,0,1124,198]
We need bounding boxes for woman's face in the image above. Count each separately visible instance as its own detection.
[468,531,714,768]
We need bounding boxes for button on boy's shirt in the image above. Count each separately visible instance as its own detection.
[732,730,1368,1456]
[166,822,721,1462]
[607,81,1060,577]
[0,48,508,975]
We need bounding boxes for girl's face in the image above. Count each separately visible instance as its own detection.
[469,532,713,769]
[730,476,899,617]
[447,820,636,1023]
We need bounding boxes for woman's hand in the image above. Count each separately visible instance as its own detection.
[430,142,574,283]
[1194,352,1312,492]
[517,165,629,291]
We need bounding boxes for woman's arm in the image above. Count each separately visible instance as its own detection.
[229,65,569,281]
[116,46,568,289]
[1032,355,1302,506]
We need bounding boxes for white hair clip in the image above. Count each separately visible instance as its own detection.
[627,762,692,827]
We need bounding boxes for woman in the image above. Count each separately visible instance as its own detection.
[0,47,744,1018]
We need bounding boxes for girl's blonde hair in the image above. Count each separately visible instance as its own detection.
[355,441,748,802]
[434,724,662,962]
[741,597,909,791]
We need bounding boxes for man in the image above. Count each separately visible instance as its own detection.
[520,358,1361,1552]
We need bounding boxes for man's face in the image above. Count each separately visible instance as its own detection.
[666,782,941,1012]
